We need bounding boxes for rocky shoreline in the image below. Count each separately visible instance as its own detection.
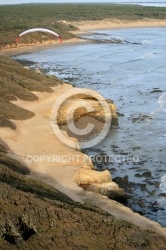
[0,36,166,248]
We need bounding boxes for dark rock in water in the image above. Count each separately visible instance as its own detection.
[132,209,144,216]
[150,88,163,93]
[117,111,125,117]
[91,153,110,170]
[132,146,141,150]
[135,173,143,178]
[131,114,152,123]
[140,183,147,191]
[137,199,145,208]
[113,176,132,189]
[81,183,128,205]
[142,171,152,178]
[160,193,166,198]
[135,171,152,179]
[106,189,129,204]
[112,145,120,149]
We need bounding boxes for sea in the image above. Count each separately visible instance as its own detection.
[14,27,166,227]
[116,1,166,7]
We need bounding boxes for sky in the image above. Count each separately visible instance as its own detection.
[1,0,166,5]
[0,0,110,4]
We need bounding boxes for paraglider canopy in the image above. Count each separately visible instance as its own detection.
[16,28,62,43]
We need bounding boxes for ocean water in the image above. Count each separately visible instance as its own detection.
[117,1,166,7]
[14,27,166,227]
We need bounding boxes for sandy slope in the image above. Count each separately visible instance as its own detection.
[1,83,166,238]
[71,18,166,33]
[0,84,87,201]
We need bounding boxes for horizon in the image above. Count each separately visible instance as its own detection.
[1,0,166,6]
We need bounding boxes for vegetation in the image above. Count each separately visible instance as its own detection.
[0,55,63,128]
[0,3,166,48]
[0,4,166,248]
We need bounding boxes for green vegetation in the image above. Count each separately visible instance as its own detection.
[0,3,166,48]
[0,55,63,128]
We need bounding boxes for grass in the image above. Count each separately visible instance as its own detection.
[0,55,63,128]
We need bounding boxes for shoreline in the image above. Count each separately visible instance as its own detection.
[0,38,88,57]
[1,85,166,238]
[72,18,166,33]
[1,18,166,57]
[0,18,166,237]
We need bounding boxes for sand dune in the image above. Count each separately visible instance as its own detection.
[72,18,166,33]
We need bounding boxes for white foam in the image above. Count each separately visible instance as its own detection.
[160,174,166,193]
[157,174,166,225]
[158,92,166,109]
[141,40,151,45]
[139,53,155,60]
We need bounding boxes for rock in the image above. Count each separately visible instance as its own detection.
[135,171,152,179]
[92,153,110,170]
[82,182,128,204]
[75,168,127,203]
[74,168,112,185]
[54,92,118,126]
[150,88,163,93]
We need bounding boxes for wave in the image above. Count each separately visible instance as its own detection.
[158,92,166,109]
[141,40,151,45]
[81,36,142,45]
[138,53,156,59]
[157,174,166,226]
[160,174,166,194]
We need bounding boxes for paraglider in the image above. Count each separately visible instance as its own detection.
[16,28,62,43]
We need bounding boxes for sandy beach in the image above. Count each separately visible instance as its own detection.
[71,18,166,33]
[1,18,166,237]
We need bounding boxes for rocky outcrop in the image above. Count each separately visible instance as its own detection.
[56,93,118,126]
[75,168,112,185]
[75,168,127,203]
